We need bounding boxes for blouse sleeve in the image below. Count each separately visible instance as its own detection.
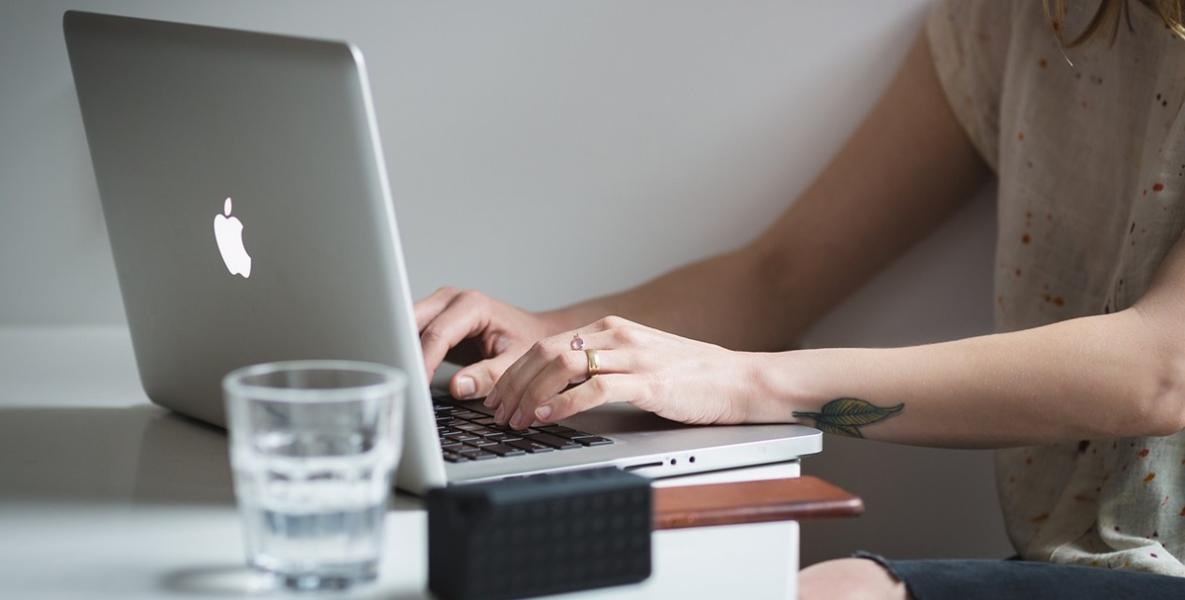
[926,0,1014,172]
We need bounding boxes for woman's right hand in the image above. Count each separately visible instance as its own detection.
[414,287,563,402]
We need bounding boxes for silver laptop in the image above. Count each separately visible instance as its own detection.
[63,10,820,494]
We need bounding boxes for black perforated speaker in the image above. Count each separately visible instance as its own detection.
[427,467,653,600]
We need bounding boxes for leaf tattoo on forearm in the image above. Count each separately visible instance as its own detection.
[792,397,904,438]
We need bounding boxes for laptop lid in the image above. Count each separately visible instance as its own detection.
[63,10,447,492]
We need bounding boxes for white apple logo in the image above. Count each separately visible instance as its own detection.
[213,196,252,278]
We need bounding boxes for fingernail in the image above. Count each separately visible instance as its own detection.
[510,409,524,429]
[535,404,552,421]
[455,376,476,399]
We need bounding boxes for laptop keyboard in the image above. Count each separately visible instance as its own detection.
[432,395,613,463]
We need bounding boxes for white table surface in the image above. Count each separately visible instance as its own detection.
[0,327,801,599]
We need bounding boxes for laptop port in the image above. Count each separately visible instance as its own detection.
[623,461,663,471]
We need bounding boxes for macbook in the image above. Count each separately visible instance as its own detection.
[63,10,821,494]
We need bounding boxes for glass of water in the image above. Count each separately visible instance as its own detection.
[223,360,405,591]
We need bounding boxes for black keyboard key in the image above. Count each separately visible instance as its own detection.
[466,439,498,448]
[490,424,540,434]
[505,439,554,453]
[445,433,480,442]
[454,423,485,432]
[523,432,580,449]
[442,452,469,463]
[484,433,522,443]
[537,425,585,438]
[483,443,526,457]
[452,410,485,420]
[572,435,613,446]
[472,416,497,425]
[457,447,496,461]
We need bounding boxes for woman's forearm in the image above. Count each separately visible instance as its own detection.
[751,308,1185,447]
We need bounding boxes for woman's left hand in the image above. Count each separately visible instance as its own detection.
[485,316,760,430]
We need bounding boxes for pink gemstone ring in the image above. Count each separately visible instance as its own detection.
[570,333,585,351]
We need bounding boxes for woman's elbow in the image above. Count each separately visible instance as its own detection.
[1129,350,1185,437]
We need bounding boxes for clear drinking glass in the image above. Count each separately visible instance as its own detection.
[223,360,405,591]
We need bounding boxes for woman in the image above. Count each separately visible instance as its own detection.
[415,1,1185,597]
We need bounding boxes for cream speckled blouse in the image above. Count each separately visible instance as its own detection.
[929,0,1185,576]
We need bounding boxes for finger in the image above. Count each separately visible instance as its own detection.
[490,338,563,422]
[569,315,634,343]
[420,294,487,379]
[560,327,634,352]
[450,353,516,401]
[413,286,461,331]
[493,328,623,411]
[491,318,624,425]
[534,374,637,424]
[509,350,636,429]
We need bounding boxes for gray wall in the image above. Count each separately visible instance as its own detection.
[0,0,1014,563]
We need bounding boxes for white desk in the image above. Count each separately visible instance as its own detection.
[0,327,802,599]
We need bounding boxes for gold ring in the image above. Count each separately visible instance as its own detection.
[584,348,600,378]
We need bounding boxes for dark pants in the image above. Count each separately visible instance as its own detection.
[856,552,1185,600]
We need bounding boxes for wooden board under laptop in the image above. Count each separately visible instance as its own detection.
[653,475,864,530]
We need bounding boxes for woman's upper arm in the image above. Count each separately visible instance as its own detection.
[750,28,993,330]
[1133,232,1185,376]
